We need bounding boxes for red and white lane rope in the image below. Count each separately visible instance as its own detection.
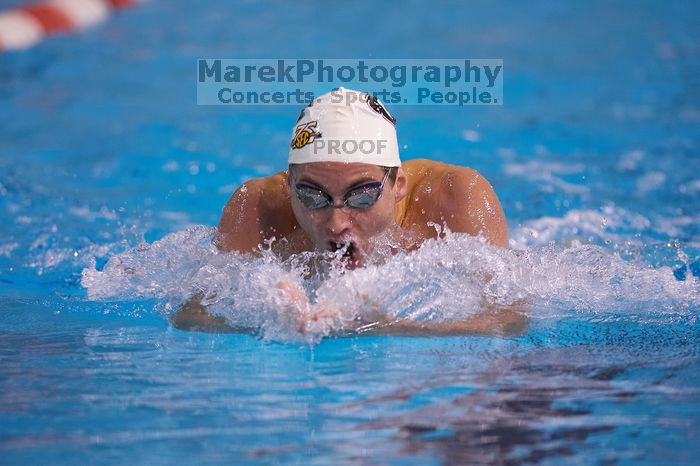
[0,0,141,52]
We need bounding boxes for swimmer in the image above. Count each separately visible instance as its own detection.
[172,87,525,336]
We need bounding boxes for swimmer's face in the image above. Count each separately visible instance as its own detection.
[287,162,407,269]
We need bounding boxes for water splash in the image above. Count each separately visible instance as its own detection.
[81,224,700,344]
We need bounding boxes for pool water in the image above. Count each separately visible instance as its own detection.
[1,0,699,464]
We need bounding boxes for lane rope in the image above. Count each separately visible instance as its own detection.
[0,0,141,52]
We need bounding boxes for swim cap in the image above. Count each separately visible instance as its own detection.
[288,87,401,167]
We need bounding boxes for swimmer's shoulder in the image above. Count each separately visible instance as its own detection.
[402,158,482,195]
[217,171,298,253]
[400,159,507,246]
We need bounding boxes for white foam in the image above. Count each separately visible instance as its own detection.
[81,225,700,344]
[510,206,651,249]
[617,149,644,171]
[636,171,667,196]
[504,160,589,196]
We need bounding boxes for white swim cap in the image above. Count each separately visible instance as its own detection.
[288,87,401,167]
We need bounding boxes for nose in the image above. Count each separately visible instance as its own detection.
[326,205,353,236]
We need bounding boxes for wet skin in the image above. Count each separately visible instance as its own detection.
[174,158,523,335]
[215,158,509,262]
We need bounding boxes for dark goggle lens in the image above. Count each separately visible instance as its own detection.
[295,186,331,209]
[295,182,383,210]
[345,185,382,209]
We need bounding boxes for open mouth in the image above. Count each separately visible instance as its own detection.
[328,240,358,265]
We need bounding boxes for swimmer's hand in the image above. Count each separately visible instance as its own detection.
[274,280,340,336]
[170,283,341,337]
[170,296,239,333]
[171,286,528,338]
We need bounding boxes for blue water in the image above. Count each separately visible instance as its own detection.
[1,0,699,464]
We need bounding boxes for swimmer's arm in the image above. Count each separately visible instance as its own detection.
[438,169,508,247]
[173,178,266,331]
[170,296,242,333]
[171,281,315,334]
[175,175,291,331]
[171,178,262,330]
[350,303,528,337]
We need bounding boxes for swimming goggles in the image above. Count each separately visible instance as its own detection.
[294,168,392,210]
